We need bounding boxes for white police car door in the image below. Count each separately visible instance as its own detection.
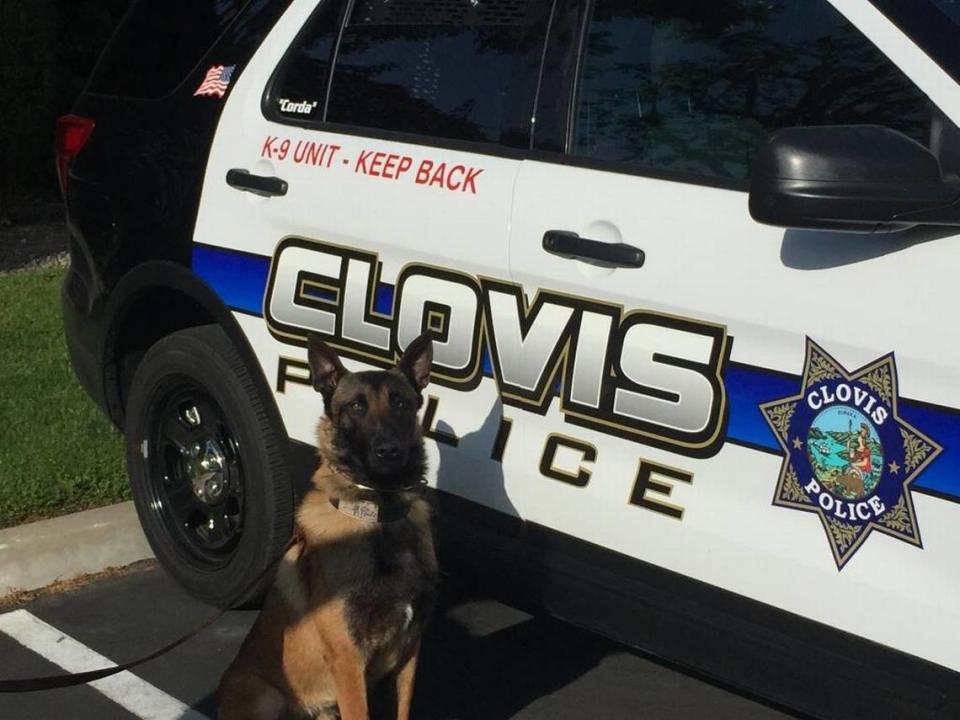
[193,0,554,512]
[506,0,960,671]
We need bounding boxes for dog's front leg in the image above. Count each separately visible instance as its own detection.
[395,640,420,720]
[330,646,368,720]
[316,601,369,720]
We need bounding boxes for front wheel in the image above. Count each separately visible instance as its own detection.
[124,325,292,607]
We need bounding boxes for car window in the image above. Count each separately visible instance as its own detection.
[572,0,941,182]
[322,0,551,147]
[869,0,960,87]
[927,0,960,22]
[266,0,346,123]
[88,0,244,99]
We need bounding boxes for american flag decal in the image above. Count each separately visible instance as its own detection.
[194,65,236,98]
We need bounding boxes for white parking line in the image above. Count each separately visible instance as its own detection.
[0,609,208,720]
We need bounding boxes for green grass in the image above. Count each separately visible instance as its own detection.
[0,263,129,528]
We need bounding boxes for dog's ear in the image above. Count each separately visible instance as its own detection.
[308,333,347,403]
[398,332,433,393]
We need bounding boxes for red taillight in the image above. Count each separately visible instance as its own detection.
[55,115,95,197]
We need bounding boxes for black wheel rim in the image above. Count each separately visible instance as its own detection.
[144,377,245,567]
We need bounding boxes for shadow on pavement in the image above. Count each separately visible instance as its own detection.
[410,597,608,720]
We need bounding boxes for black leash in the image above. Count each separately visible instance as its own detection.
[0,534,300,694]
[0,611,228,693]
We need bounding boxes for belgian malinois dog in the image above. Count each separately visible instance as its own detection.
[219,332,438,720]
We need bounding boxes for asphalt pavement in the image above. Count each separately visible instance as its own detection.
[0,563,800,720]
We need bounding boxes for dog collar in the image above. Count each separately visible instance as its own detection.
[330,494,409,523]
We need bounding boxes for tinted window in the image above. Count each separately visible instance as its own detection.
[928,0,960,23]
[870,0,960,88]
[324,0,550,146]
[267,0,345,122]
[89,0,243,98]
[574,0,936,181]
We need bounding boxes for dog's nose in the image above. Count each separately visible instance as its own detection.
[374,443,400,461]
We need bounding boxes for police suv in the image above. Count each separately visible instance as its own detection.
[57,1,960,717]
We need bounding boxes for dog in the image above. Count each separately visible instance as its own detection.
[219,332,438,720]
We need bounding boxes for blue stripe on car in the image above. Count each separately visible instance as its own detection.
[193,244,270,315]
[193,243,959,502]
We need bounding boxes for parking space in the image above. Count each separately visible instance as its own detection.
[0,563,801,720]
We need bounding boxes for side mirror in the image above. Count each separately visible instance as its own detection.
[749,125,960,232]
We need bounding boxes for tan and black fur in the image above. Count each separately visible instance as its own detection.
[219,333,439,720]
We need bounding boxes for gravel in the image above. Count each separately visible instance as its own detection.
[0,219,69,274]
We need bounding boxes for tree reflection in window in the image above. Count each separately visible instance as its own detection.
[574,0,934,181]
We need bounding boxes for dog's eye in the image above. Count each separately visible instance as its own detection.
[349,399,365,413]
[391,394,407,410]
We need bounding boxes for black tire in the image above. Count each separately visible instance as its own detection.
[124,325,293,607]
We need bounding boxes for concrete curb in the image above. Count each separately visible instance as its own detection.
[0,502,154,595]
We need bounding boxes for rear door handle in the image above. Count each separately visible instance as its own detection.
[226,168,288,197]
[542,230,645,269]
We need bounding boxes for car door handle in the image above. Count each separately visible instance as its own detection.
[225,168,288,197]
[542,230,645,269]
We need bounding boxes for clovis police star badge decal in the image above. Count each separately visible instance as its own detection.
[759,339,942,569]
